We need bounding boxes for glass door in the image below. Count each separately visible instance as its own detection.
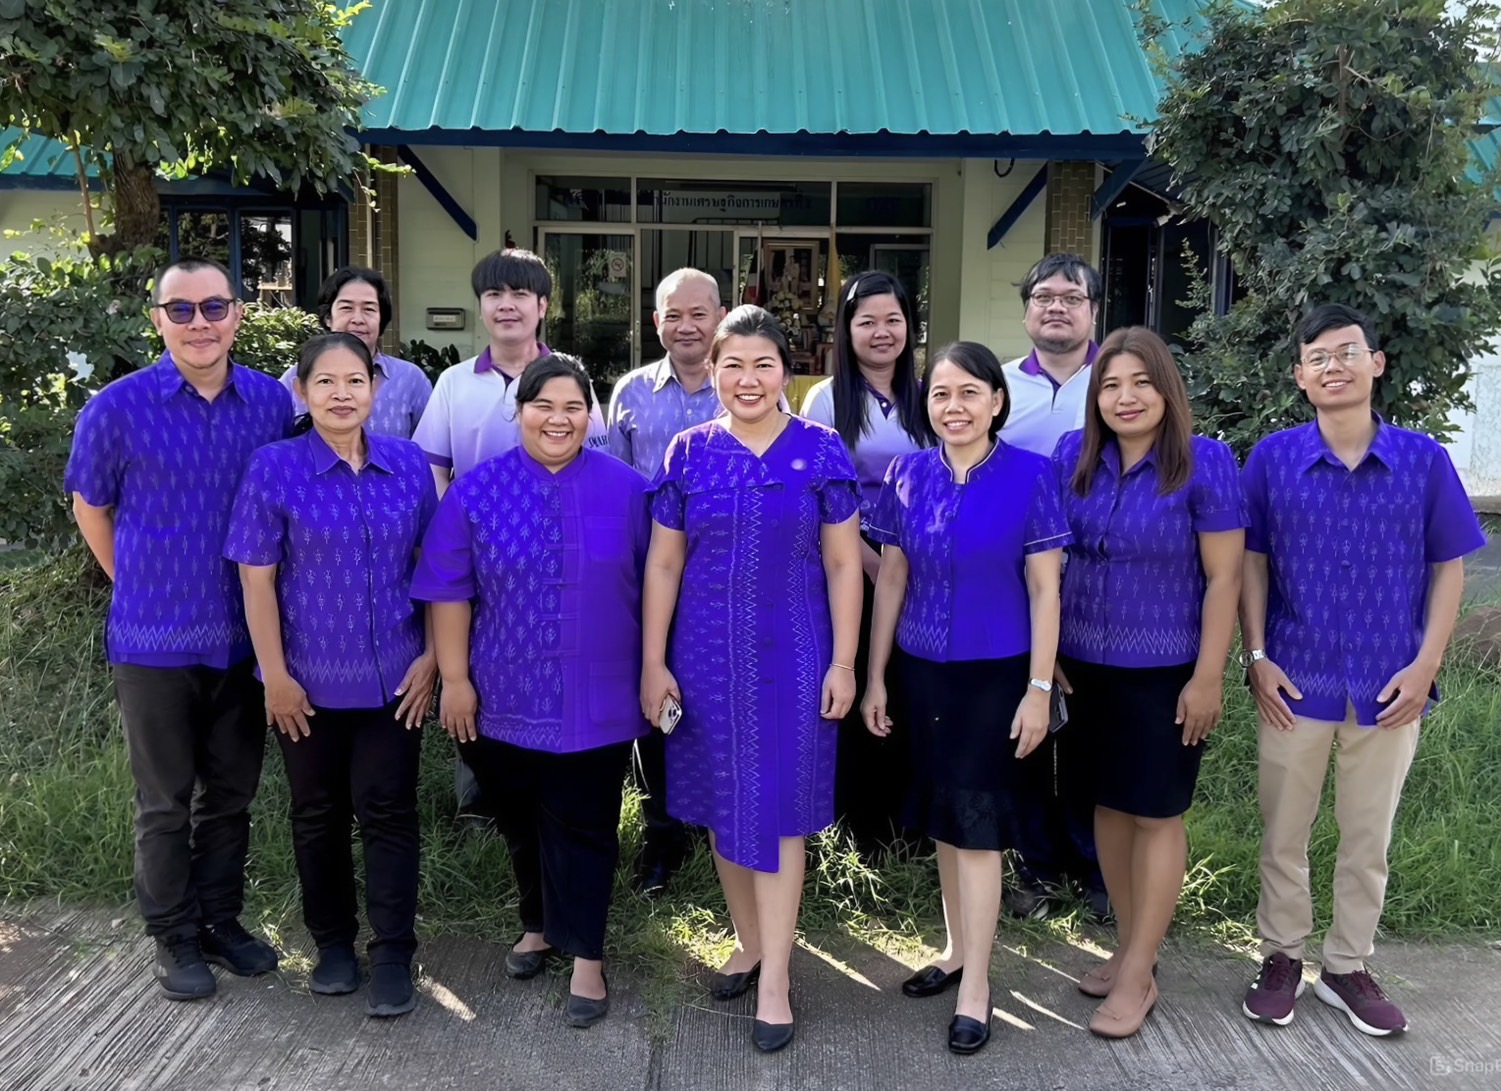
[539,230,638,385]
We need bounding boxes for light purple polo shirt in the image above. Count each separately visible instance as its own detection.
[606,357,723,476]
[999,342,1100,457]
[866,442,1072,663]
[224,429,437,709]
[412,344,609,478]
[1244,416,1486,725]
[800,378,927,512]
[411,446,652,753]
[279,352,433,439]
[64,355,293,668]
[1054,430,1248,668]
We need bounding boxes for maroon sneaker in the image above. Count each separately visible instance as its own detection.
[1241,952,1306,1026]
[1314,969,1409,1036]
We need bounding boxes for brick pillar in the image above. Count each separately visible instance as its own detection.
[1045,161,1097,263]
[371,148,402,350]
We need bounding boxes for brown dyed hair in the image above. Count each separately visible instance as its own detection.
[710,304,792,372]
[1070,326,1194,497]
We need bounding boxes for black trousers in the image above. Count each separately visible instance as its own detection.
[461,736,631,961]
[632,728,686,862]
[834,564,909,847]
[275,700,421,965]
[1008,723,1103,892]
[113,659,266,940]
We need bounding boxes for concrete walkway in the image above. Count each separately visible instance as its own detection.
[2,911,1498,1090]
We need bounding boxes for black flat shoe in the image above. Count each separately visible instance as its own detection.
[504,938,558,980]
[710,960,761,1000]
[902,964,963,998]
[752,1019,795,1053]
[566,973,610,1028]
[365,963,417,1018]
[948,992,993,1055]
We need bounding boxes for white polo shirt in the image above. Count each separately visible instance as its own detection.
[998,343,1099,457]
[413,344,609,479]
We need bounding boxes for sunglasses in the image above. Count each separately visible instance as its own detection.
[153,297,236,324]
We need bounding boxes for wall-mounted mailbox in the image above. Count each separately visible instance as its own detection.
[426,307,467,331]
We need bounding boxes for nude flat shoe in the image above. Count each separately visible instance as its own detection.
[1089,978,1159,1038]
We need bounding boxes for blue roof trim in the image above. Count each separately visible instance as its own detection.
[395,144,477,240]
[1091,158,1147,219]
[988,165,1049,249]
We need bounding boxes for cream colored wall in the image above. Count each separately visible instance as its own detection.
[0,190,94,256]
[955,158,1049,361]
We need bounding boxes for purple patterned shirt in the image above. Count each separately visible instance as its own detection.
[223,429,437,709]
[411,446,652,753]
[279,353,433,439]
[64,355,293,668]
[1244,417,1486,725]
[867,442,1072,663]
[1054,431,1248,668]
[606,357,723,476]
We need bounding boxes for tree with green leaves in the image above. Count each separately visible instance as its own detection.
[1140,0,1501,454]
[0,0,378,255]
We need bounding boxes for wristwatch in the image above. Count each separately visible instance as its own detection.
[1028,677,1053,693]
[1239,648,1267,668]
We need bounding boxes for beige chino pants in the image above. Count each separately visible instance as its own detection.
[1255,704,1420,974]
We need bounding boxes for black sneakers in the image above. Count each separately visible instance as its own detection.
[154,936,216,1001]
[199,919,280,976]
[310,944,361,995]
[366,963,417,1017]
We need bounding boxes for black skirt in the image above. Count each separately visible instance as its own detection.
[1059,655,1204,819]
[896,650,1030,851]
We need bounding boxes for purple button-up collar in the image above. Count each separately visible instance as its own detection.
[1243,415,1486,725]
[607,356,724,477]
[224,429,437,708]
[1055,430,1248,668]
[1019,341,1100,388]
[65,354,293,668]
[866,442,1072,663]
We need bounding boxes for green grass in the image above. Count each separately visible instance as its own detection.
[2,547,1499,1014]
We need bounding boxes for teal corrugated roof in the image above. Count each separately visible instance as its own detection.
[348,0,1199,137]
[0,132,99,184]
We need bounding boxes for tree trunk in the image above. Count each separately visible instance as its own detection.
[92,152,159,257]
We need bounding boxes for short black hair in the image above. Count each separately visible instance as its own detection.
[471,248,551,300]
[153,257,235,303]
[1019,253,1102,304]
[1296,303,1380,353]
[925,341,1012,438]
[515,352,595,412]
[317,266,393,334]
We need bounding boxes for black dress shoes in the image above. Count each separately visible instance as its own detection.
[710,960,761,1000]
[902,964,963,998]
[752,1019,795,1053]
[504,938,558,980]
[567,973,610,1028]
[947,992,993,1055]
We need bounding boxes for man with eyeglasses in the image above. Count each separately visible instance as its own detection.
[67,257,292,1002]
[998,253,1109,924]
[1237,303,1483,1037]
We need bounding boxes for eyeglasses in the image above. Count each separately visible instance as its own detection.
[1028,292,1091,310]
[153,297,235,324]
[1299,344,1373,372]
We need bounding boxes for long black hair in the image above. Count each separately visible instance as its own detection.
[831,271,929,450]
[290,332,374,435]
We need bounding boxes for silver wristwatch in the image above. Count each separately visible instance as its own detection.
[1028,677,1053,693]
[1240,648,1267,668]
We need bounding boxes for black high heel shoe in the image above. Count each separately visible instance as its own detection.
[947,988,992,1055]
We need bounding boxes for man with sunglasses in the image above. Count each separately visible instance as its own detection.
[66,258,293,1002]
[1238,303,1483,1037]
[997,252,1110,924]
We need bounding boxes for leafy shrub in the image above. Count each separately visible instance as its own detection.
[400,337,463,384]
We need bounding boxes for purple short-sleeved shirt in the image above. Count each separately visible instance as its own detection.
[1055,431,1248,668]
[411,446,652,753]
[867,441,1072,663]
[1244,417,1486,725]
[280,353,433,439]
[224,429,437,709]
[64,355,293,668]
[606,357,724,476]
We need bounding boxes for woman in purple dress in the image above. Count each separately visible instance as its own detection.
[412,354,651,1030]
[226,332,437,1018]
[640,305,864,1053]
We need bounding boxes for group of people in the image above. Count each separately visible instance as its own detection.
[66,246,1483,1055]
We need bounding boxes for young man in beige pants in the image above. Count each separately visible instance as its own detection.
[1237,303,1484,1037]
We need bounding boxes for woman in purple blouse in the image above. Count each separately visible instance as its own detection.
[1052,326,1246,1039]
[799,271,933,854]
[640,305,864,1053]
[862,342,1070,1056]
[226,332,438,1018]
[412,353,651,1030]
